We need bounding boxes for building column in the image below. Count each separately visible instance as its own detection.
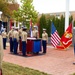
[14,21,16,27]
[18,21,19,28]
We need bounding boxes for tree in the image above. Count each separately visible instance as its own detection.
[39,14,47,37]
[13,0,38,27]
[59,15,65,37]
[0,0,11,17]
[46,19,51,37]
[74,20,75,27]
[69,15,73,24]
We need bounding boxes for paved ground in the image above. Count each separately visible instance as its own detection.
[3,43,75,75]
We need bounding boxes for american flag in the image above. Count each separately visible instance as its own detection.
[51,22,61,47]
[30,19,33,37]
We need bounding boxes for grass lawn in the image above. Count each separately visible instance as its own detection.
[2,62,51,75]
[71,73,75,75]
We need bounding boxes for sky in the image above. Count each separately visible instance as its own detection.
[17,0,75,14]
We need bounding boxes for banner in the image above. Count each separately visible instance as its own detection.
[56,23,72,49]
[51,22,61,47]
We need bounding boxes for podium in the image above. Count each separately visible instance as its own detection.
[26,38,41,54]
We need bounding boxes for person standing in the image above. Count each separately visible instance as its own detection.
[32,26,39,39]
[2,28,7,50]
[8,27,14,53]
[18,26,23,52]
[42,29,48,54]
[0,21,3,75]
[13,27,19,54]
[21,27,27,56]
[0,34,3,75]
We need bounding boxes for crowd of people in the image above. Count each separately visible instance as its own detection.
[0,24,48,75]
[1,26,48,55]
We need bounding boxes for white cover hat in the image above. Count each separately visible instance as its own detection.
[43,28,46,31]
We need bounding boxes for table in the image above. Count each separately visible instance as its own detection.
[26,38,42,54]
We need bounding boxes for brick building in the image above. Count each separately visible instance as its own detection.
[50,11,75,20]
[38,11,75,21]
[1,0,19,30]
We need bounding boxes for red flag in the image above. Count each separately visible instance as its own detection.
[10,19,12,30]
[56,23,72,49]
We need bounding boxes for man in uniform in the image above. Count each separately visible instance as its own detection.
[21,27,27,56]
[32,26,39,39]
[0,21,3,75]
[18,26,23,52]
[13,27,19,54]
[8,26,14,53]
[0,34,3,75]
[42,28,48,54]
[2,28,7,49]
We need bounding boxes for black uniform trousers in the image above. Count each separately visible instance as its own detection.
[10,37,13,52]
[3,38,7,49]
[22,41,26,56]
[13,38,18,54]
[42,40,47,53]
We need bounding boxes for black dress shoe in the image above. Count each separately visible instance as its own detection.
[43,52,46,53]
[22,55,27,57]
[73,62,75,65]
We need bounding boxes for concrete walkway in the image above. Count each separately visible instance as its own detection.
[3,43,75,75]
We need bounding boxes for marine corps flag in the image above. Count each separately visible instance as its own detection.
[56,23,72,49]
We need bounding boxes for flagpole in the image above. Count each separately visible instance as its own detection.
[65,0,69,31]
[72,20,75,65]
[73,42,75,65]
